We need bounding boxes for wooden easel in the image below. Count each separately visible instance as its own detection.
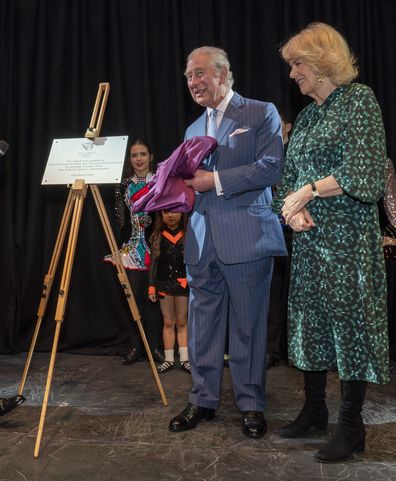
[18,83,168,459]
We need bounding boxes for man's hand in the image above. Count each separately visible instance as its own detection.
[185,169,215,192]
[288,208,315,232]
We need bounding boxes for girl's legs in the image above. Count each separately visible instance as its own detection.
[175,296,190,372]
[157,295,177,373]
[121,270,164,365]
[175,296,188,351]
[160,295,177,351]
[121,270,148,365]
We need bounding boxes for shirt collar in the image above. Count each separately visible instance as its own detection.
[207,89,234,116]
[131,172,153,183]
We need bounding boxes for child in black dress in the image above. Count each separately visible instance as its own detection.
[148,211,190,373]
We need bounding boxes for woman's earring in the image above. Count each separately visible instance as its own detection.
[317,74,325,83]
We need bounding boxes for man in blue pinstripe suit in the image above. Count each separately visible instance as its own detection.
[169,47,287,438]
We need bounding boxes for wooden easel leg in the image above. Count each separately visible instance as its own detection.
[34,320,61,458]
[18,189,75,396]
[90,185,168,406]
[34,181,87,458]
[131,303,168,406]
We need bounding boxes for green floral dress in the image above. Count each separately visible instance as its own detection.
[273,83,389,384]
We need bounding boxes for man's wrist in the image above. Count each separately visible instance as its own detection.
[214,171,224,196]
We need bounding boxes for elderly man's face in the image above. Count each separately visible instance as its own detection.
[185,53,227,108]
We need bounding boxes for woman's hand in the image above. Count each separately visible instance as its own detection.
[282,185,312,223]
[288,208,315,232]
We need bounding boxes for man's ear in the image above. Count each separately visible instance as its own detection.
[219,67,228,85]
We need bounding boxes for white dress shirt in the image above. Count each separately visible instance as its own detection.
[207,89,234,195]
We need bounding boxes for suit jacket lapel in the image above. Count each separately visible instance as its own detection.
[196,112,207,136]
[195,93,246,170]
[216,92,245,145]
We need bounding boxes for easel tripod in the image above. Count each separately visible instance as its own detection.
[17,82,168,458]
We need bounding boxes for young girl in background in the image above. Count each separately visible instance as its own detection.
[148,211,190,374]
[104,139,164,365]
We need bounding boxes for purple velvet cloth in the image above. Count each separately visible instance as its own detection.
[132,136,218,213]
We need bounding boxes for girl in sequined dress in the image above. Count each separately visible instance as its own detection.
[148,211,190,374]
[104,139,164,365]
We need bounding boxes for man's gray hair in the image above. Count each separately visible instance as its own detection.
[186,46,234,88]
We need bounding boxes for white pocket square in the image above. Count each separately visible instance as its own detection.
[229,128,250,137]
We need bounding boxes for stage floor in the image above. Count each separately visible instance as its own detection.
[0,353,395,481]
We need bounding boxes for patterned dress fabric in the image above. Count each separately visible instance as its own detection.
[273,83,389,384]
[150,227,188,297]
[104,174,153,270]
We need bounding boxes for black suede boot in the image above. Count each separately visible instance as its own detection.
[314,380,367,463]
[277,370,328,438]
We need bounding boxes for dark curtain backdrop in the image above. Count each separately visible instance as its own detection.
[0,0,395,354]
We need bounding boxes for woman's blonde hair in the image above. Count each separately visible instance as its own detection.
[280,22,358,86]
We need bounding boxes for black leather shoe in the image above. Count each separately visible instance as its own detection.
[242,411,267,439]
[169,403,215,432]
[0,395,26,417]
[120,347,143,365]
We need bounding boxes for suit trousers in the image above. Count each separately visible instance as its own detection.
[267,228,293,362]
[187,226,273,411]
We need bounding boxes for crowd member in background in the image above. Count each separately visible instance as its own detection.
[381,158,396,360]
[168,46,286,439]
[266,111,293,368]
[148,211,190,374]
[104,139,164,365]
[274,22,389,463]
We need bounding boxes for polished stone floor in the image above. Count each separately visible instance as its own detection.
[0,353,395,481]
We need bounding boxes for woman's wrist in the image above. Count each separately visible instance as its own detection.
[303,184,315,201]
[310,182,320,199]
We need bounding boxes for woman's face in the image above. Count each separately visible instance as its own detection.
[162,211,182,230]
[289,59,319,98]
[289,58,337,105]
[129,144,152,177]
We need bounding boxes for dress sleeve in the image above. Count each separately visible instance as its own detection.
[115,181,126,228]
[271,148,298,214]
[148,252,159,287]
[332,85,386,203]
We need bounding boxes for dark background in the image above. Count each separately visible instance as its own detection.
[0,0,395,354]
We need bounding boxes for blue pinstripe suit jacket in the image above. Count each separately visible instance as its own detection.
[184,92,287,265]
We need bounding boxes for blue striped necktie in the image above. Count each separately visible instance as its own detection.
[207,109,218,138]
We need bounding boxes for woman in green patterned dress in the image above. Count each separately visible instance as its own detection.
[273,22,389,463]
